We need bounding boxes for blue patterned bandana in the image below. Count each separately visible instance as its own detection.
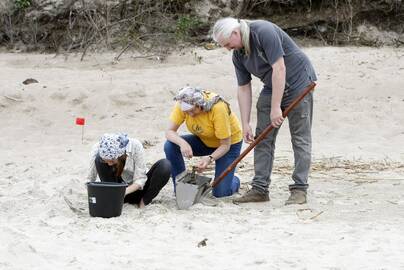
[98,133,129,160]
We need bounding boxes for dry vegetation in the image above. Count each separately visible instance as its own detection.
[1,0,403,54]
[1,0,209,55]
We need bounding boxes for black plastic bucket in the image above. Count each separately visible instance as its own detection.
[86,181,128,218]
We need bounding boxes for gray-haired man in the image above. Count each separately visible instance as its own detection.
[212,17,317,205]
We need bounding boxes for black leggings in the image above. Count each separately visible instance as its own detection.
[95,156,171,205]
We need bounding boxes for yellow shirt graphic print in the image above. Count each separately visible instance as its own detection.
[191,123,203,135]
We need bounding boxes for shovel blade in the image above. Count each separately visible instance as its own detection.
[176,182,199,210]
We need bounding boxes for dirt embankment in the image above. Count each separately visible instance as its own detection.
[1,0,403,53]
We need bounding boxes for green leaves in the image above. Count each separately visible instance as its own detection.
[15,0,31,10]
[175,15,202,40]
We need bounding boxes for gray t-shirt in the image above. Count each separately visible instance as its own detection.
[232,20,317,107]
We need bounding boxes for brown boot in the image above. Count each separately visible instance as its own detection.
[233,189,269,204]
[285,189,307,205]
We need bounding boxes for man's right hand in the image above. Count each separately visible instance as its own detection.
[180,141,193,158]
[243,124,254,144]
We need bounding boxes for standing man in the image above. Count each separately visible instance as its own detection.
[212,18,317,205]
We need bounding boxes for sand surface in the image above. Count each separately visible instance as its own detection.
[0,46,403,269]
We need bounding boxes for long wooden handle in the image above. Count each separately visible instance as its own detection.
[211,82,316,188]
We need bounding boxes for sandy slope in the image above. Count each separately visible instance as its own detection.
[0,46,403,269]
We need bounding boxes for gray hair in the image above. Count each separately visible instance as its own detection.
[212,17,252,55]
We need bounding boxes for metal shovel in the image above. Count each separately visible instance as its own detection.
[175,167,212,209]
[175,82,316,210]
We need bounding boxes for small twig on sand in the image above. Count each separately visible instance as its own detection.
[356,178,404,181]
[131,54,162,60]
[310,210,324,220]
[114,42,133,61]
[296,208,324,221]
[386,200,398,205]
[3,95,23,102]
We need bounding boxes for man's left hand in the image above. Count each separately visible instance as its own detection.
[270,107,284,128]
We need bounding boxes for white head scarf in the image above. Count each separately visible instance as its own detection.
[174,86,228,112]
[174,86,204,111]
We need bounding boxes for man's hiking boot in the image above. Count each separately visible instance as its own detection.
[285,189,307,205]
[233,189,269,204]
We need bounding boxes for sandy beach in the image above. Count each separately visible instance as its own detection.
[0,46,404,269]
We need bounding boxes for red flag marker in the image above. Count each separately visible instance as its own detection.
[76,117,85,125]
[75,117,86,143]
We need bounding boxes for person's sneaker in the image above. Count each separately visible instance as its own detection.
[285,189,307,205]
[233,189,269,204]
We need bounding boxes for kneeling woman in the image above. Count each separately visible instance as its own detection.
[164,86,243,198]
[88,133,171,208]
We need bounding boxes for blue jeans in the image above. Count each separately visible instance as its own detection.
[164,135,242,198]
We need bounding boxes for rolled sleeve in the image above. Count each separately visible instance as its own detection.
[87,143,99,182]
[169,103,185,126]
[131,140,148,189]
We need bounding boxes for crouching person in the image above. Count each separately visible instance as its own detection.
[88,133,171,208]
[164,86,243,198]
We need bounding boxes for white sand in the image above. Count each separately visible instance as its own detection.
[0,46,403,269]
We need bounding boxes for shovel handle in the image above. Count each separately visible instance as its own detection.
[210,82,316,188]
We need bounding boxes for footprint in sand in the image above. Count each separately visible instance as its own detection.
[50,92,68,101]
[110,94,134,106]
[39,118,53,127]
[69,93,88,106]
[109,90,147,106]
[126,91,146,98]
[110,97,133,106]
[22,105,37,113]
[0,99,7,109]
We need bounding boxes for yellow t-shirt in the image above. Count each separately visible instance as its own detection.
[169,92,242,148]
